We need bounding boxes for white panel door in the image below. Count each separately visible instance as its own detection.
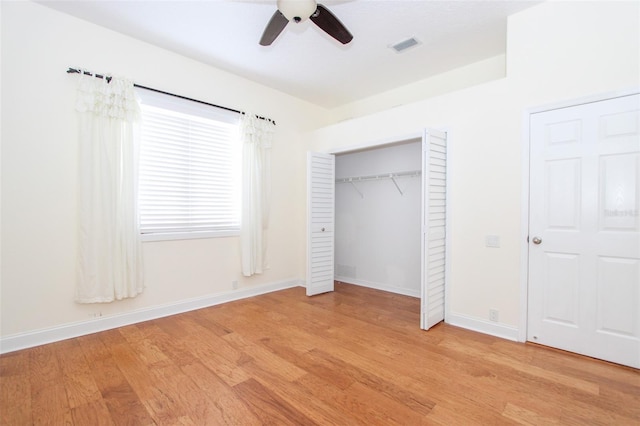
[528,93,640,368]
[421,129,448,330]
[307,152,335,296]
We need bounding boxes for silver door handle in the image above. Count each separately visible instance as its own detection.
[532,236,542,245]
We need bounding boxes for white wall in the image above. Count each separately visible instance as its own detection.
[307,1,640,336]
[335,141,422,296]
[329,54,507,122]
[0,1,329,343]
[2,0,638,348]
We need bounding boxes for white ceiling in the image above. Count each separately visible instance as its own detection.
[39,0,540,108]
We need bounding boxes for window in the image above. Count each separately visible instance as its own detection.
[136,88,241,241]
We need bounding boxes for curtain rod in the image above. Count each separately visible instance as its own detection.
[66,68,276,125]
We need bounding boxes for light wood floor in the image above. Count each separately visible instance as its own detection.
[1,282,639,425]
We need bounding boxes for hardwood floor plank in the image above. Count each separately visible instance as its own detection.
[438,338,600,395]
[523,342,640,392]
[0,374,32,425]
[107,341,160,401]
[233,378,317,425]
[99,380,155,426]
[311,333,512,424]
[175,321,254,387]
[258,338,355,391]
[303,347,436,416]
[0,349,29,377]
[1,282,637,425]
[79,341,155,426]
[236,364,351,425]
[29,344,63,391]
[131,322,199,368]
[150,363,229,424]
[501,402,561,425]
[599,386,640,420]
[55,339,92,375]
[180,361,262,426]
[30,382,72,426]
[108,334,221,424]
[295,372,431,426]
[293,372,382,425]
[183,309,234,338]
[314,283,420,328]
[342,381,426,425]
[0,348,32,425]
[62,369,103,409]
[75,333,111,364]
[222,332,307,382]
[117,332,173,370]
[70,400,115,426]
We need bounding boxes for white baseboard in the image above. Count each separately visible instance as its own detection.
[447,312,519,342]
[0,279,303,354]
[335,276,420,298]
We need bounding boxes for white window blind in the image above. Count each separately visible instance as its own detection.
[136,88,241,240]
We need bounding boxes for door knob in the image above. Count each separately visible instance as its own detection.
[321,227,325,232]
[532,236,542,245]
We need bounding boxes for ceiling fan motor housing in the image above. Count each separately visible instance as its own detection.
[260,0,352,46]
[277,0,317,23]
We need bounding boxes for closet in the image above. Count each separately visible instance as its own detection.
[334,140,422,297]
[307,129,448,330]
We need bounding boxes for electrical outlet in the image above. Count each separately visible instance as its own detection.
[232,280,238,290]
[489,309,499,322]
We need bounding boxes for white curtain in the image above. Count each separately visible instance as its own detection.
[75,72,144,303]
[240,113,275,276]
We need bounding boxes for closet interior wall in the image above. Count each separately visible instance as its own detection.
[335,140,422,297]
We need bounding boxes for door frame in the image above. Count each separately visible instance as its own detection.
[518,87,640,343]
[321,128,452,326]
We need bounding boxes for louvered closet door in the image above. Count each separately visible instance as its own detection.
[307,152,335,296]
[421,129,448,330]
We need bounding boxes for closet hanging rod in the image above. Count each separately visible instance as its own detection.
[66,67,276,125]
[335,170,421,184]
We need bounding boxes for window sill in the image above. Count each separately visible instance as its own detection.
[141,230,240,242]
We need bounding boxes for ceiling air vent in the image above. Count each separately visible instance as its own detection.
[390,37,421,53]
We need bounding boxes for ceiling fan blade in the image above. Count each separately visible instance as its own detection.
[260,9,289,46]
[309,4,353,44]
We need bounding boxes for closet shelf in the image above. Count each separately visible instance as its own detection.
[335,170,421,197]
[335,170,421,184]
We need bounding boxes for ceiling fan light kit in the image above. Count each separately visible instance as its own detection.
[260,0,353,46]
[277,0,316,23]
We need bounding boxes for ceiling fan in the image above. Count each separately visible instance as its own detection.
[260,0,353,46]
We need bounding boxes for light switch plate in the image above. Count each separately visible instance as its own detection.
[486,235,500,248]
